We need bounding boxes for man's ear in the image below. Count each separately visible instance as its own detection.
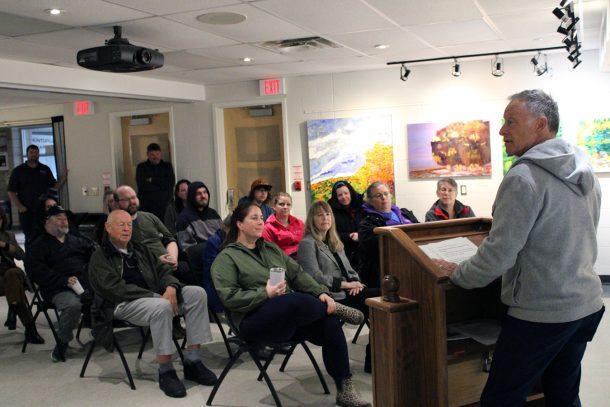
[536,116,548,132]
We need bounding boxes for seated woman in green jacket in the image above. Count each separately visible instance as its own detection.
[211,201,371,407]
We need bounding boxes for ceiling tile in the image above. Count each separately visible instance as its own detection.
[163,51,231,69]
[189,44,297,64]
[0,0,152,26]
[90,18,239,50]
[103,0,240,15]
[492,10,563,41]
[255,0,396,35]
[477,0,558,16]
[0,11,70,37]
[364,0,482,26]
[166,3,314,42]
[410,19,500,48]
[330,28,429,56]
[0,38,76,65]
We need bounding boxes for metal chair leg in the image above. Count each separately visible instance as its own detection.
[352,318,369,344]
[301,342,330,394]
[210,311,233,358]
[114,336,136,390]
[279,343,297,372]
[80,340,97,378]
[206,348,245,406]
[248,348,283,407]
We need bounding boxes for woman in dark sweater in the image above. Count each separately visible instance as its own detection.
[328,180,364,270]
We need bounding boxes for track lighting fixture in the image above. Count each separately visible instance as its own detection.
[400,64,410,81]
[552,0,582,69]
[452,59,461,77]
[531,52,550,76]
[491,55,504,77]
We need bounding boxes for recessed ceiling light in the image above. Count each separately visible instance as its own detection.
[45,8,62,15]
[242,57,253,63]
[374,44,390,50]
[197,12,247,25]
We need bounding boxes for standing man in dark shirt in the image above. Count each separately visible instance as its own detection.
[136,143,175,220]
[8,144,67,242]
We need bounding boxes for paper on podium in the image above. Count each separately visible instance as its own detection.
[419,237,478,264]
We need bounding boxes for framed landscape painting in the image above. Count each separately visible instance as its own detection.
[576,117,610,172]
[307,116,394,201]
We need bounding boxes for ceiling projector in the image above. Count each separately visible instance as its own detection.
[77,26,164,73]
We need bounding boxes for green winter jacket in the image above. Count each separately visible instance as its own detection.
[87,236,181,350]
[211,238,329,327]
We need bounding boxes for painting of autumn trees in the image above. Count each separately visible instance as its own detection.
[307,116,394,201]
[408,120,492,178]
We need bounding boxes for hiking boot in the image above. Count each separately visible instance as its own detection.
[336,377,372,407]
[159,369,187,398]
[334,303,365,325]
[184,360,217,386]
[51,342,68,362]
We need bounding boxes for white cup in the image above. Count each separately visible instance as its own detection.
[269,267,285,285]
[71,279,85,295]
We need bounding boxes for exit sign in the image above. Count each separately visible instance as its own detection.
[259,78,286,96]
[74,100,94,116]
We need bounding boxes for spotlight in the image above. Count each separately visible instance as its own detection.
[572,58,582,69]
[400,64,410,81]
[491,55,504,77]
[531,52,549,76]
[452,59,461,77]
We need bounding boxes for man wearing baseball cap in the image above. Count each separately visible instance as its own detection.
[238,178,274,221]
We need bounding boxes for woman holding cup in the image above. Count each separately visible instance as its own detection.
[212,202,371,407]
[298,200,380,373]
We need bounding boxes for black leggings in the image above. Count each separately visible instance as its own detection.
[240,292,351,384]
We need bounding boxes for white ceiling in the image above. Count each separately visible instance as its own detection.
[0,0,606,108]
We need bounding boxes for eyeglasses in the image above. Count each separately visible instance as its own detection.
[372,192,391,199]
[439,188,456,193]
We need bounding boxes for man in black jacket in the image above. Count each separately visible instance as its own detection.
[26,205,95,362]
[136,143,175,220]
[89,210,216,398]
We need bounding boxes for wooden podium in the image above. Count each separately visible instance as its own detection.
[365,218,544,407]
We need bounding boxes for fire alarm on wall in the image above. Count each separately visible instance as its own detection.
[293,180,302,191]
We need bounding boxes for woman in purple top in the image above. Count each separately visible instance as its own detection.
[358,182,418,287]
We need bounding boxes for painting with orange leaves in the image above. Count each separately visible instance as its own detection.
[407,120,491,178]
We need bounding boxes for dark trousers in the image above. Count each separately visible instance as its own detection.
[240,292,351,384]
[19,211,35,244]
[339,287,381,319]
[481,307,605,407]
[0,267,33,325]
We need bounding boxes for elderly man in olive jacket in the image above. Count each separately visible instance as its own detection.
[88,209,216,398]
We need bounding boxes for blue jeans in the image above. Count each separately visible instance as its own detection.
[481,306,605,407]
[239,292,351,384]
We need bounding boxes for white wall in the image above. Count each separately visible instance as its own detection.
[205,50,610,275]
[0,99,219,214]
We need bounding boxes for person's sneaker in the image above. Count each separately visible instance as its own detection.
[51,342,68,362]
[184,360,217,386]
[334,303,365,325]
[159,369,187,398]
[336,377,372,407]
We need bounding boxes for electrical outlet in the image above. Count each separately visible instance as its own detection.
[460,185,467,195]
[90,187,99,196]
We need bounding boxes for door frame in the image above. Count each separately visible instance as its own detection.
[108,107,175,188]
[212,98,288,219]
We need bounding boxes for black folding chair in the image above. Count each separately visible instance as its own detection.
[351,317,370,344]
[22,281,61,354]
[80,319,184,390]
[206,312,330,407]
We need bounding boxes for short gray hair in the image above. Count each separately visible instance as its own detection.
[509,89,559,134]
[437,178,457,190]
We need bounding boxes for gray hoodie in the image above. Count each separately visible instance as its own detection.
[451,138,603,323]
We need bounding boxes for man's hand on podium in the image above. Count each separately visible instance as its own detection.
[432,259,458,277]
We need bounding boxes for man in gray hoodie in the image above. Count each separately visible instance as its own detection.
[436,89,604,406]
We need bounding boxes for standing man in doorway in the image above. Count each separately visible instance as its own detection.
[136,142,175,221]
[435,89,604,406]
[8,144,67,243]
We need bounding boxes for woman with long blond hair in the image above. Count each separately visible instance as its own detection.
[298,200,380,373]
